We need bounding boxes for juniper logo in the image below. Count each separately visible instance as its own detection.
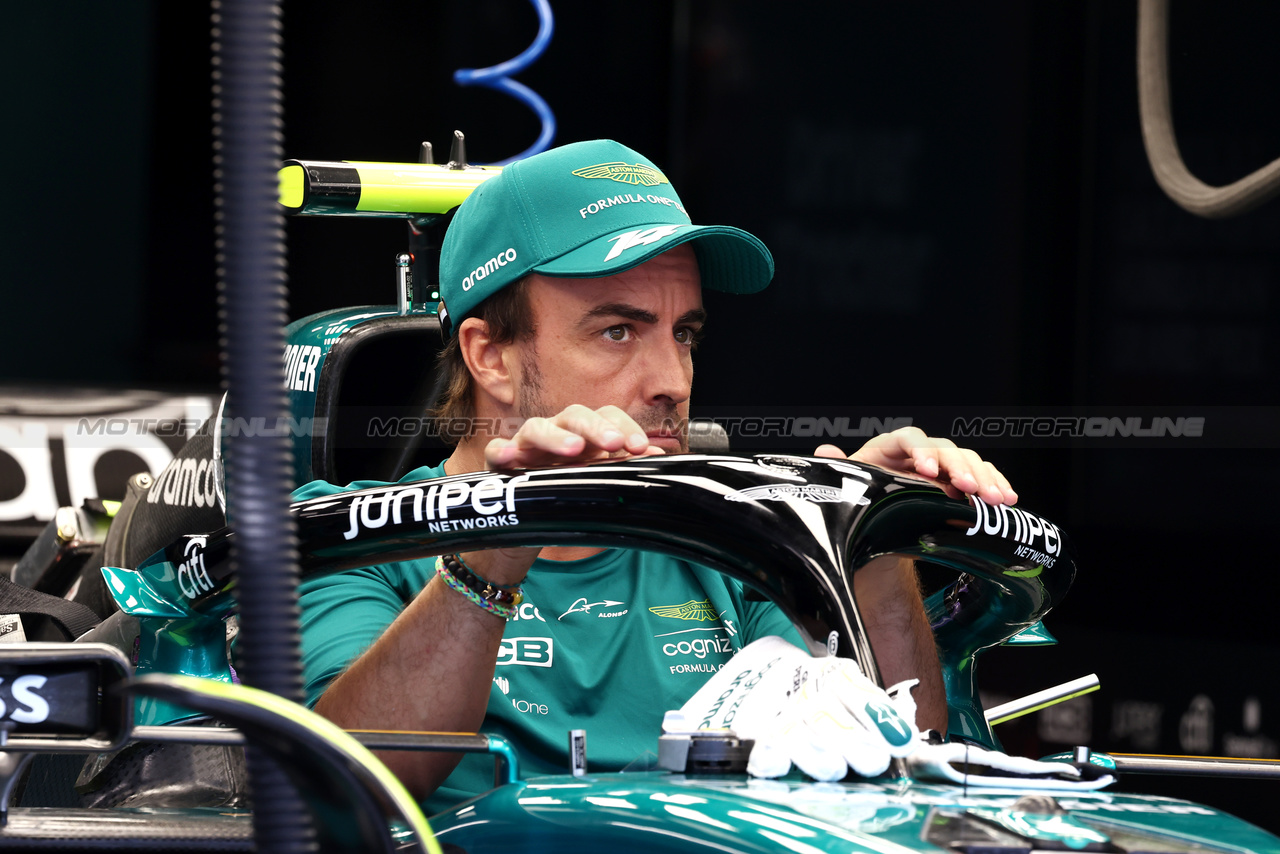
[572,161,669,187]
[341,474,529,541]
[965,495,1061,558]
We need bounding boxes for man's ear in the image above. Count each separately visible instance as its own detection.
[458,317,516,407]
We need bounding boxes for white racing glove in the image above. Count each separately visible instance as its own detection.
[662,636,919,782]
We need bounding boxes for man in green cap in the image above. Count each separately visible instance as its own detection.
[297,140,1018,809]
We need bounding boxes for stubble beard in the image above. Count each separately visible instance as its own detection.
[515,355,689,453]
[515,352,547,422]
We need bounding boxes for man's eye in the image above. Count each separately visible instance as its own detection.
[675,327,702,345]
[604,326,629,341]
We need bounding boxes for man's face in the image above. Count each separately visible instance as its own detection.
[512,243,704,453]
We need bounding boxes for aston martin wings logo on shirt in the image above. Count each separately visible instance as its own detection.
[649,599,718,621]
[572,162,669,187]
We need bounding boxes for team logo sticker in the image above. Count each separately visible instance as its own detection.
[572,162,669,187]
[649,599,718,622]
[655,627,735,675]
[726,484,842,503]
[496,637,554,667]
[558,598,627,621]
[725,477,871,507]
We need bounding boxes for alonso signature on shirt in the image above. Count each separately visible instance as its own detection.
[558,598,626,621]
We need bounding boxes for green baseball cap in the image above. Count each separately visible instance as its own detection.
[437,139,774,336]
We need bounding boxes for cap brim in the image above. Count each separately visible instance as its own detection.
[533,223,774,294]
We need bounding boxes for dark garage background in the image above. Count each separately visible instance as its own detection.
[2,0,1278,827]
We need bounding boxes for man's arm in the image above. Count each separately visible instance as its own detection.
[311,405,656,800]
[819,427,1019,734]
[312,547,534,799]
[855,555,947,733]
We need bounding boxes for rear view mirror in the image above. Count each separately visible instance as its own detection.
[0,643,132,752]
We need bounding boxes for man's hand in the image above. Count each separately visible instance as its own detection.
[816,426,1017,506]
[485,404,665,470]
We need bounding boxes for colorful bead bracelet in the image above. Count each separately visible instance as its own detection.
[435,554,525,620]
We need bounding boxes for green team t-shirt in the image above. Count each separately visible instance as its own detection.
[295,462,803,814]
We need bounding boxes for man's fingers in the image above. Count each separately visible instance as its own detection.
[935,447,1017,506]
[548,404,644,454]
[486,438,521,468]
[988,461,1018,504]
[514,415,586,454]
[933,445,979,496]
[485,405,657,470]
[839,427,1019,505]
[590,405,651,454]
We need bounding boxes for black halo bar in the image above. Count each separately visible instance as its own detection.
[132,454,1077,686]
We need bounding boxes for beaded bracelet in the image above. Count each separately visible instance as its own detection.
[435,555,524,620]
[454,552,522,592]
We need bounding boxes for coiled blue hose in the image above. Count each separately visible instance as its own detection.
[453,0,556,164]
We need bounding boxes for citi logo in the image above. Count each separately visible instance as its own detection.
[177,536,215,600]
[462,248,517,291]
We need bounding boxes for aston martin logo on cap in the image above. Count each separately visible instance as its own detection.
[572,161,669,187]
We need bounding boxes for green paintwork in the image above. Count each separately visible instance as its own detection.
[925,586,1062,749]
[102,556,236,625]
[429,772,1280,854]
[101,565,234,725]
[865,699,915,747]
[1002,620,1058,646]
[284,306,410,488]
[963,805,1111,848]
[101,565,189,619]
[486,735,521,785]
[912,487,1072,751]
[133,615,235,725]
[1041,750,1119,771]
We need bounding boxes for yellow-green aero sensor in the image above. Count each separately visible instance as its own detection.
[278,158,500,218]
